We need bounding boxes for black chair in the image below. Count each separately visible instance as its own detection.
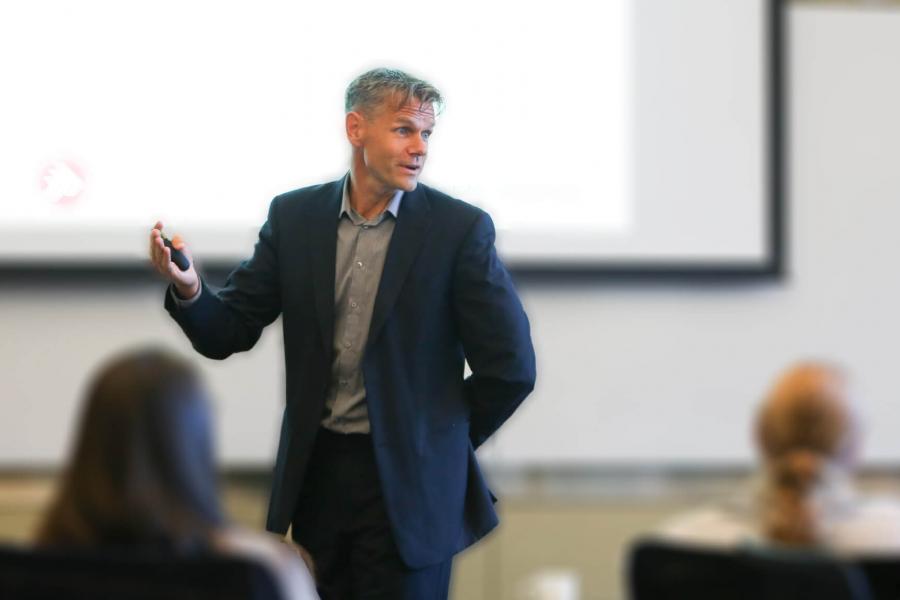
[855,556,900,600]
[628,538,873,600]
[0,543,284,600]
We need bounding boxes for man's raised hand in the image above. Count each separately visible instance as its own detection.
[149,221,200,299]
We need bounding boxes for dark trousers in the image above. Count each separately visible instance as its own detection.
[290,428,453,600]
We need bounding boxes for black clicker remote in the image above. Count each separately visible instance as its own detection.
[161,233,191,271]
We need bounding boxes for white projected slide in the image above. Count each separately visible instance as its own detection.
[0,0,773,269]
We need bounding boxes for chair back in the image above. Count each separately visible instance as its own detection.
[628,538,872,600]
[856,556,900,600]
[0,544,284,600]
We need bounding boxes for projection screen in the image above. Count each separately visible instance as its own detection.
[0,0,782,274]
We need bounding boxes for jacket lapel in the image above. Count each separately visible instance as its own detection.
[310,179,343,355]
[367,184,432,348]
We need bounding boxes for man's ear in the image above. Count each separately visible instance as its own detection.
[346,111,365,148]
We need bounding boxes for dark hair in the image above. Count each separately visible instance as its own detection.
[345,68,443,116]
[37,348,225,551]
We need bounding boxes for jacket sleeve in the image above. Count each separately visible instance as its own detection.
[452,210,536,449]
[164,197,283,360]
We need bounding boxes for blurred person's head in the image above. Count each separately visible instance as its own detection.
[755,361,861,547]
[37,347,224,550]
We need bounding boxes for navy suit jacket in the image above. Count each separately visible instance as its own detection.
[165,178,536,568]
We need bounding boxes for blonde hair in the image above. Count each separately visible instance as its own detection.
[756,362,857,546]
[345,68,443,117]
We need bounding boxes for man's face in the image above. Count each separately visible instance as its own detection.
[353,94,435,193]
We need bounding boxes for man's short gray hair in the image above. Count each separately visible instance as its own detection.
[345,68,443,116]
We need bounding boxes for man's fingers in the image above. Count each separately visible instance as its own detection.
[149,225,167,269]
[150,239,161,264]
[171,234,184,250]
[150,235,166,265]
[154,246,169,272]
[149,223,164,250]
[155,252,166,271]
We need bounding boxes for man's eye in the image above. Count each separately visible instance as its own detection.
[396,127,409,134]
[422,131,431,140]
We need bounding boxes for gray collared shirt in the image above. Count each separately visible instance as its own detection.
[172,174,402,434]
[320,175,402,434]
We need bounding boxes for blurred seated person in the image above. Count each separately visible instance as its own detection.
[35,347,318,599]
[658,361,900,553]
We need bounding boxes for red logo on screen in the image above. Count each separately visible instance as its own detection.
[38,159,86,205]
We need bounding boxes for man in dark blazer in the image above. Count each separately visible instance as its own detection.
[150,68,535,599]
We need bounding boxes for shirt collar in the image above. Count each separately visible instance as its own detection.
[339,173,403,220]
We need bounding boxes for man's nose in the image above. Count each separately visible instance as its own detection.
[408,136,427,157]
